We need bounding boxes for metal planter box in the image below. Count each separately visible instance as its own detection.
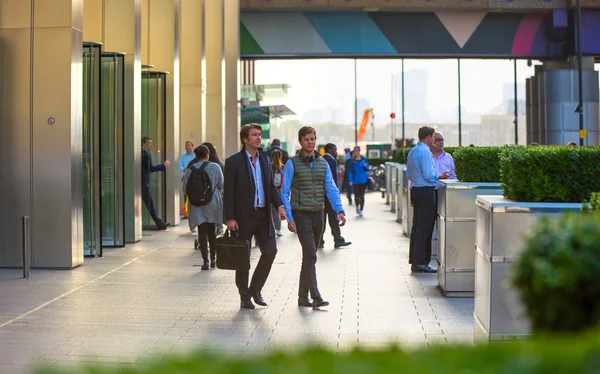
[395,165,406,223]
[385,162,394,205]
[474,196,583,342]
[401,169,413,236]
[437,181,503,298]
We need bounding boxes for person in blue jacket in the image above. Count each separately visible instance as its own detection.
[347,148,369,217]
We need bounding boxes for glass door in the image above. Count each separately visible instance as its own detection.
[141,71,167,229]
[82,42,102,257]
[101,52,126,246]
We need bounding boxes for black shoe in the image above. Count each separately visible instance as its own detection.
[240,299,255,309]
[411,264,437,273]
[201,262,209,270]
[334,241,352,249]
[249,290,267,306]
[157,222,171,231]
[317,242,325,249]
[210,260,216,268]
[348,200,353,205]
[298,297,312,307]
[312,298,329,309]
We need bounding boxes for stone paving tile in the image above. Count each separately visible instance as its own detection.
[0,193,474,372]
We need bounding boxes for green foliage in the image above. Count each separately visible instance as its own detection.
[393,147,412,164]
[452,146,503,182]
[367,158,390,167]
[512,213,600,333]
[500,146,600,202]
[582,192,600,213]
[34,336,600,374]
[442,146,461,157]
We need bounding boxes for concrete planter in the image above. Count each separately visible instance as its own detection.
[385,162,394,205]
[401,169,413,236]
[395,165,406,223]
[474,196,583,342]
[437,181,503,298]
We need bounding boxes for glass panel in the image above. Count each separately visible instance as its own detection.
[459,59,515,146]
[141,72,167,229]
[517,60,539,146]
[82,44,101,257]
[101,53,125,246]
[404,59,460,146]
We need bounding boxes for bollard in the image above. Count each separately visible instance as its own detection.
[22,216,30,279]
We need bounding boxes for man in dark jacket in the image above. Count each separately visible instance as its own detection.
[319,143,351,249]
[224,124,287,310]
[267,139,289,165]
[141,137,170,230]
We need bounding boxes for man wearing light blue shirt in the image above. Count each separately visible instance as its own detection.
[406,126,449,273]
[179,140,196,221]
[281,126,346,309]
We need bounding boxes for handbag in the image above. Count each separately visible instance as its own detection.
[216,229,251,271]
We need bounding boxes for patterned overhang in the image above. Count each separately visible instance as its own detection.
[240,10,600,58]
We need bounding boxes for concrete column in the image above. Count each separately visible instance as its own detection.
[0,0,84,268]
[223,0,241,156]
[180,0,203,157]
[203,0,225,156]
[143,0,181,226]
[84,0,143,243]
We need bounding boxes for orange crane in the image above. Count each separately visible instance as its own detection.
[357,109,374,141]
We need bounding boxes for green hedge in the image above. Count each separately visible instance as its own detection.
[453,146,502,182]
[583,192,600,213]
[393,147,412,164]
[513,213,600,333]
[442,146,461,156]
[34,335,600,374]
[500,146,600,202]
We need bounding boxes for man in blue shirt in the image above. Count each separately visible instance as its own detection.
[281,127,346,309]
[406,127,449,273]
[179,140,196,221]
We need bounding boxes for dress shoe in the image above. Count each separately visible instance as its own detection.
[210,260,216,268]
[298,297,312,307]
[411,264,437,273]
[317,242,325,249]
[312,298,329,309]
[201,262,209,270]
[157,223,171,231]
[249,290,267,306]
[334,241,352,249]
[240,299,255,309]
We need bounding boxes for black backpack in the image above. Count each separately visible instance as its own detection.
[187,162,214,207]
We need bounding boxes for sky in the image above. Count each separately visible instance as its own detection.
[254,59,541,128]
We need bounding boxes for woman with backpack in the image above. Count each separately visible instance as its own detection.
[271,149,285,237]
[183,145,223,270]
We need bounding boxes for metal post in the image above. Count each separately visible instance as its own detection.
[576,0,585,146]
[457,59,462,147]
[354,59,358,146]
[22,216,30,279]
[401,59,405,143]
[514,59,519,145]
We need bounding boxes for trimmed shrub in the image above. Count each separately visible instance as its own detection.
[512,213,600,333]
[500,146,600,202]
[583,192,600,213]
[452,147,502,182]
[442,146,461,157]
[393,147,412,164]
[33,335,600,374]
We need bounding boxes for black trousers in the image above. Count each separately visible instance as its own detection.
[354,183,367,210]
[409,186,437,265]
[294,210,324,299]
[142,186,166,228]
[320,199,344,245]
[198,223,216,263]
[236,209,277,300]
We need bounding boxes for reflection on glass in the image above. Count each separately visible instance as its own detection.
[101,53,125,246]
[141,72,167,229]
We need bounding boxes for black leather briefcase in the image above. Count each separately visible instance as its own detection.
[216,230,250,271]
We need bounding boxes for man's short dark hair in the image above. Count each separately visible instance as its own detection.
[240,123,263,145]
[142,137,151,145]
[418,126,435,141]
[324,143,336,153]
[298,126,317,141]
[271,139,281,147]
[193,145,210,160]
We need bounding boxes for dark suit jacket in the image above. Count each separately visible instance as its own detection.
[224,148,284,239]
[267,146,290,166]
[142,148,165,188]
[323,153,338,184]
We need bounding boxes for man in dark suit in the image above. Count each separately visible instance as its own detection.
[141,137,170,230]
[224,124,288,310]
[319,143,352,249]
[267,139,289,165]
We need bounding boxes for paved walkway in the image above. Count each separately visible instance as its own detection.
[0,193,474,373]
